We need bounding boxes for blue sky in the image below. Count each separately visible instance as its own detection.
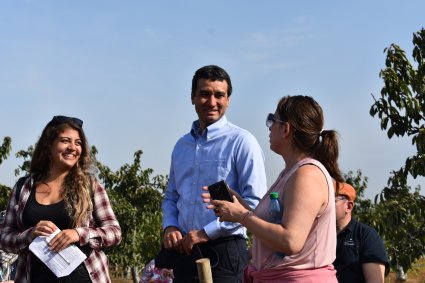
[0,1,424,199]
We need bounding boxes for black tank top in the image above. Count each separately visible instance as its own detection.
[23,185,71,283]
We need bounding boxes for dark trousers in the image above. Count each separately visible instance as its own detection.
[209,236,248,283]
[30,263,92,283]
[59,263,92,283]
[156,236,248,283]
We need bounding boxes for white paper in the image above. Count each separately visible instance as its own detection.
[29,228,87,278]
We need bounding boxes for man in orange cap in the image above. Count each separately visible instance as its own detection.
[333,182,389,283]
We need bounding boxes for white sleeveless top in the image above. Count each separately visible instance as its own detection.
[251,158,336,270]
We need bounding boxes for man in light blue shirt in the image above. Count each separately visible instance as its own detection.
[160,65,267,283]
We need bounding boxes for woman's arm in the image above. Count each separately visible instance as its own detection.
[0,180,34,253]
[212,165,329,255]
[75,182,122,249]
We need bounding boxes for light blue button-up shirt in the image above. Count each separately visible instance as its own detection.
[162,115,267,240]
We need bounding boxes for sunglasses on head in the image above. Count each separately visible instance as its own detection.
[266,113,285,128]
[51,115,83,127]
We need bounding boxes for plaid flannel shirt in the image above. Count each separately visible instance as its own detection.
[0,175,122,283]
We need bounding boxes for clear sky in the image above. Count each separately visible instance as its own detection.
[1,1,424,200]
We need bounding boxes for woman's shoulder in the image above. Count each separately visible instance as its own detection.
[287,163,329,196]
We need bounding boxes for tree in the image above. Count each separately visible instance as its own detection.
[370,28,425,272]
[370,28,425,185]
[0,137,12,209]
[374,184,425,273]
[14,146,33,177]
[92,147,167,283]
[0,137,12,166]
[0,144,33,210]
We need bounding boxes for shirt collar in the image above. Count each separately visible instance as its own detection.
[190,115,228,139]
[343,218,356,233]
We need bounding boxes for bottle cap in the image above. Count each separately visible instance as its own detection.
[269,192,279,199]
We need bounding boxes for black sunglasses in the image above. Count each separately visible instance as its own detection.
[51,115,83,127]
[266,113,284,128]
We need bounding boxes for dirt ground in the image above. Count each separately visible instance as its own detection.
[112,280,132,283]
[111,258,425,283]
[385,271,425,283]
[112,272,425,283]
[384,258,425,283]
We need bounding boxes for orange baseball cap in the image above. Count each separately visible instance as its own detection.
[333,181,356,202]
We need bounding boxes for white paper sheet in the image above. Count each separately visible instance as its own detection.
[29,228,87,278]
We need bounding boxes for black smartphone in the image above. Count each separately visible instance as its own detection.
[208,180,233,202]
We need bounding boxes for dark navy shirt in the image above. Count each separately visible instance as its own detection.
[334,218,389,283]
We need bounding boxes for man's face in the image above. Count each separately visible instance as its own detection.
[191,78,230,130]
[335,195,351,228]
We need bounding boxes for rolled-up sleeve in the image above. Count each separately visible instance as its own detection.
[75,182,122,249]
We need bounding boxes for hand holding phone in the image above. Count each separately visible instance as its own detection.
[208,180,233,202]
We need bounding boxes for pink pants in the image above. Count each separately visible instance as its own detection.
[243,264,338,283]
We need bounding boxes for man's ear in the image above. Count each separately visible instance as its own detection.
[346,201,354,212]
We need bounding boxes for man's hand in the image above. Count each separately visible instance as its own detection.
[163,226,183,252]
[181,229,209,255]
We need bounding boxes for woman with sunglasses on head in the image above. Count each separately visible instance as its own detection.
[0,116,122,283]
[203,95,343,282]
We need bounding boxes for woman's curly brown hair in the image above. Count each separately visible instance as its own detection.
[30,118,93,227]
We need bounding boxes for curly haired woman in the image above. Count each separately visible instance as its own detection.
[0,116,121,283]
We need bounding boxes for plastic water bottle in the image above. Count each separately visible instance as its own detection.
[268,192,285,258]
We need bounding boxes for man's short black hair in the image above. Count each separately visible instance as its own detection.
[191,65,232,97]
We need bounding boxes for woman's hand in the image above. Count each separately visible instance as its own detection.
[202,186,250,223]
[49,229,80,252]
[213,197,249,223]
[31,220,58,239]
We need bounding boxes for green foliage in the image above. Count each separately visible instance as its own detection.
[0,137,13,209]
[0,184,12,210]
[370,28,425,273]
[91,147,168,272]
[14,146,33,177]
[0,144,33,209]
[0,137,12,166]
[370,28,425,183]
[373,183,425,272]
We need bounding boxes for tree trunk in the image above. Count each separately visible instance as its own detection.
[131,266,140,283]
[124,266,131,279]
